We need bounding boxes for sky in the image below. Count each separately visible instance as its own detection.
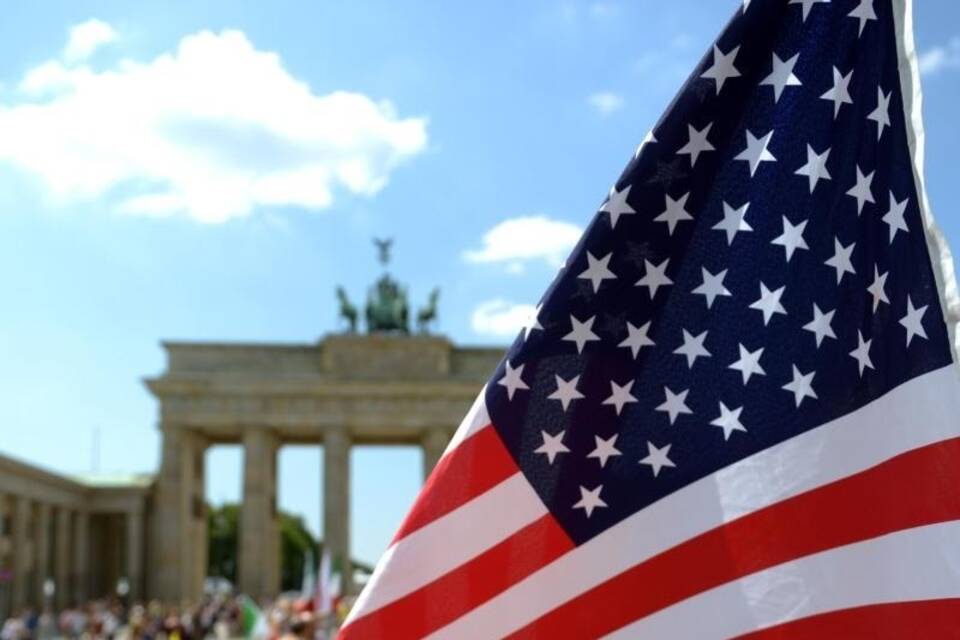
[1,0,959,566]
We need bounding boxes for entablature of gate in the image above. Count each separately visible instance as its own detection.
[145,334,504,443]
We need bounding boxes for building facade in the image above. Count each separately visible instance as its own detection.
[0,459,150,616]
[0,334,500,612]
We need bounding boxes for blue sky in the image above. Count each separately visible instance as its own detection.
[0,0,958,565]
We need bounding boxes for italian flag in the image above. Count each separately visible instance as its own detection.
[239,595,269,639]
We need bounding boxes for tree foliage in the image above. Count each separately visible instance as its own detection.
[208,503,320,592]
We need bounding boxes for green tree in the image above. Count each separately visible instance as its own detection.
[208,504,240,584]
[207,503,320,592]
[280,512,319,591]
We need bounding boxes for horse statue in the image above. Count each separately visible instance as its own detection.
[335,286,358,333]
[416,288,440,334]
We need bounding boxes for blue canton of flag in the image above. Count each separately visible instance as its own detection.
[488,0,951,545]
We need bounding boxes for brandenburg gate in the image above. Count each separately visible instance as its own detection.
[145,241,502,601]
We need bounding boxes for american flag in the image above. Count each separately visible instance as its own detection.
[342,0,960,637]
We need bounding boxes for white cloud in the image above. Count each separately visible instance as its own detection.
[919,37,960,76]
[63,19,118,63]
[471,299,536,337]
[463,215,582,270]
[587,91,625,115]
[0,22,427,223]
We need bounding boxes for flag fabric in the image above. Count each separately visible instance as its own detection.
[315,547,340,617]
[342,0,960,637]
[238,595,269,640]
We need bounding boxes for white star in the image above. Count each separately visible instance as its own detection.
[846,165,876,215]
[867,266,890,313]
[674,329,711,368]
[521,303,543,341]
[820,66,854,118]
[691,267,732,308]
[497,360,529,400]
[635,258,673,298]
[572,485,607,517]
[634,129,657,158]
[655,192,694,235]
[749,282,787,326]
[713,200,752,245]
[825,238,856,284]
[562,314,601,354]
[794,144,832,193]
[603,379,638,416]
[657,386,692,425]
[547,374,585,411]
[849,330,875,377]
[534,430,569,464]
[848,0,877,36]
[676,122,715,167]
[882,191,910,243]
[734,130,776,177]
[729,344,765,384]
[587,434,622,468]
[771,216,809,262]
[701,44,741,94]
[578,251,617,293]
[761,52,802,102]
[600,184,636,229]
[618,320,655,359]
[803,303,837,347]
[790,0,830,22]
[711,402,747,441]
[639,441,675,477]
[783,365,817,407]
[867,87,892,140]
[900,295,929,347]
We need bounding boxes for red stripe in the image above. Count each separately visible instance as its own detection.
[509,437,960,639]
[341,515,573,640]
[736,599,960,639]
[392,425,517,542]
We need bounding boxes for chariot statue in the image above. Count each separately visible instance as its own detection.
[335,238,439,335]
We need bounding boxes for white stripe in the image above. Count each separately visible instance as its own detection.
[443,387,490,457]
[894,0,960,360]
[430,365,960,639]
[604,520,960,639]
[347,469,546,622]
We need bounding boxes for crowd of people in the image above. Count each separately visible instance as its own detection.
[0,594,352,640]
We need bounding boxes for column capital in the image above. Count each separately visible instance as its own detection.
[325,426,352,444]
[421,426,451,446]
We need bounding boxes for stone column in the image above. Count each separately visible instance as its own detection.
[0,491,8,619]
[34,504,51,609]
[54,508,71,609]
[152,428,206,603]
[72,511,90,605]
[421,428,450,481]
[324,428,353,595]
[239,429,279,600]
[125,509,144,602]
[11,496,31,611]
